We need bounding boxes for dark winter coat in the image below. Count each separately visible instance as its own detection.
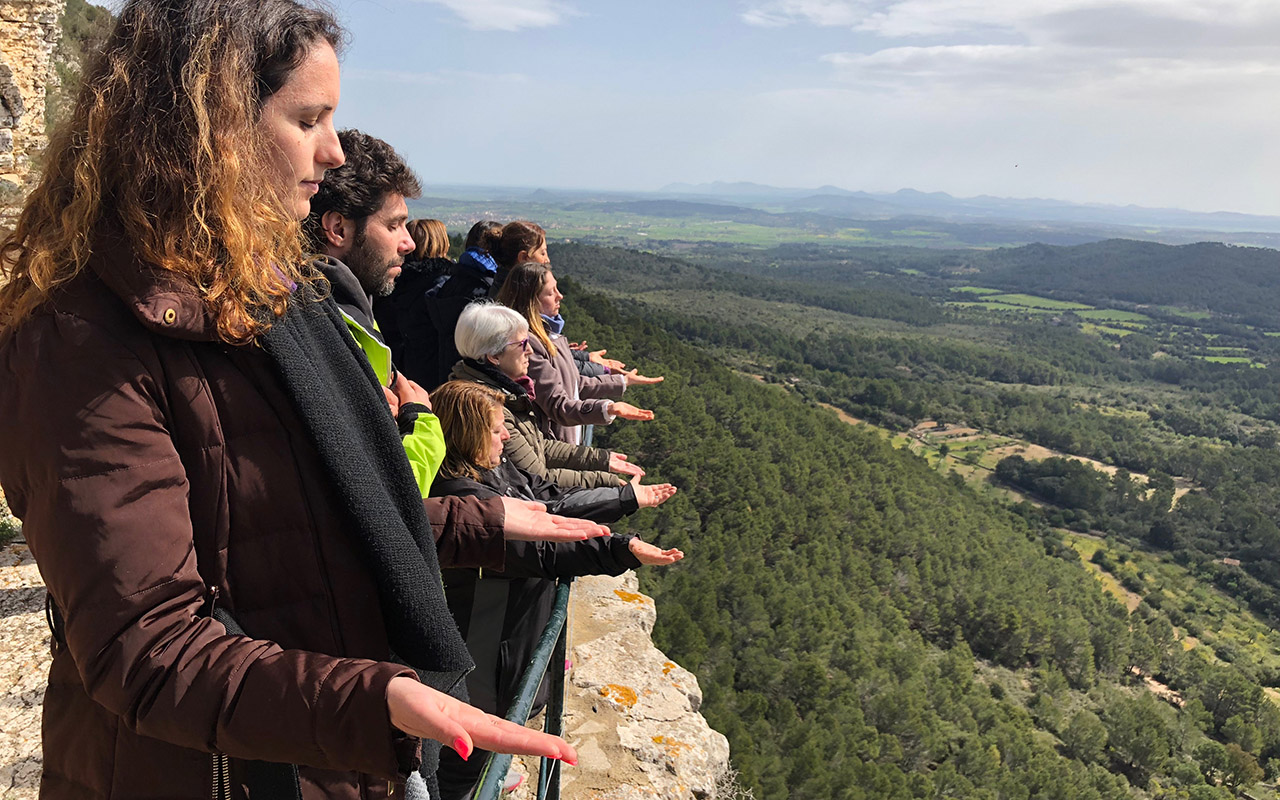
[0,240,507,799]
[383,250,497,390]
[373,255,453,383]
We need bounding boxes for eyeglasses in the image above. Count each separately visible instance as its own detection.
[502,338,531,352]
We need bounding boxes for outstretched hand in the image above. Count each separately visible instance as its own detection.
[631,474,677,508]
[628,538,684,566]
[622,368,664,386]
[590,349,627,371]
[609,401,654,422]
[500,497,610,541]
[608,452,645,478]
[387,677,577,765]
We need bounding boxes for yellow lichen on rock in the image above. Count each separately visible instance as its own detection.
[613,588,649,605]
[650,735,691,757]
[599,684,639,708]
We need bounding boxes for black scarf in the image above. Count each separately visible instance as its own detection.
[458,357,528,397]
[260,285,473,680]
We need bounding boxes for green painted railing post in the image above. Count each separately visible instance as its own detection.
[470,579,573,800]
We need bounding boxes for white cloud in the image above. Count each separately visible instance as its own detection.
[741,0,1280,41]
[743,1,1280,103]
[415,0,576,32]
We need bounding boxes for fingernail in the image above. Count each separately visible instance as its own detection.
[562,756,578,766]
[454,738,470,761]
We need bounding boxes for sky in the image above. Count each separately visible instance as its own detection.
[318,0,1280,215]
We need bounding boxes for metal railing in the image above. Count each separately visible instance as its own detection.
[471,578,573,800]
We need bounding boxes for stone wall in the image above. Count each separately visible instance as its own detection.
[0,0,64,221]
[506,573,733,800]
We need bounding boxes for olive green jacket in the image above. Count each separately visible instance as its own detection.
[450,360,622,489]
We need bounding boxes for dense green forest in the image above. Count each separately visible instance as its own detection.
[553,242,1280,630]
[544,237,1280,799]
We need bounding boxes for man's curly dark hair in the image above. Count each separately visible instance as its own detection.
[304,129,421,250]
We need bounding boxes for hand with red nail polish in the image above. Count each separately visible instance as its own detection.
[387,677,576,764]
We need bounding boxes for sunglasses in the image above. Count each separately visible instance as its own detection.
[503,338,531,352]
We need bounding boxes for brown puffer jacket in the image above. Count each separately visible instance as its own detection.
[449,360,621,489]
[525,332,626,444]
[0,246,506,799]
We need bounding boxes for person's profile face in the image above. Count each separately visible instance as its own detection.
[259,41,344,220]
[537,272,562,317]
[487,408,508,466]
[347,193,414,297]
[489,329,531,379]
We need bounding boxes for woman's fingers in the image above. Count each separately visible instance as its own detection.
[500,497,610,541]
[629,539,687,565]
[611,402,654,421]
[387,678,577,764]
[623,369,664,386]
[456,705,578,764]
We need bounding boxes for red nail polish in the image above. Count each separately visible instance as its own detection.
[454,738,470,761]
[563,756,577,767]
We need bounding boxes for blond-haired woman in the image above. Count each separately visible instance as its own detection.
[0,1,575,796]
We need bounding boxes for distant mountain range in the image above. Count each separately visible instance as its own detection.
[417,182,1280,249]
[658,182,1280,235]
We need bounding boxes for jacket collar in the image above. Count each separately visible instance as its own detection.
[90,226,219,341]
[451,359,535,405]
[313,255,377,333]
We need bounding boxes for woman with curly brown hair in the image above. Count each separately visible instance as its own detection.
[0,1,577,797]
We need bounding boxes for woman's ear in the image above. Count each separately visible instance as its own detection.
[485,353,501,366]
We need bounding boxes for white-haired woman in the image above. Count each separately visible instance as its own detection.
[449,302,645,488]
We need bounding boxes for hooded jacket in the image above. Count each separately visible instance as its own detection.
[449,359,621,489]
[316,256,447,499]
[0,241,506,799]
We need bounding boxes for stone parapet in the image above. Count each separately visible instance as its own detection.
[548,573,732,800]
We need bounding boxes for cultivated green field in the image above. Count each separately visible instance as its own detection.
[1080,322,1136,337]
[985,293,1095,310]
[948,301,1058,314]
[1076,309,1153,323]
[1159,306,1214,321]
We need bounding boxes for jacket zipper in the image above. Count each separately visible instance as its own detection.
[211,752,230,800]
[206,586,231,800]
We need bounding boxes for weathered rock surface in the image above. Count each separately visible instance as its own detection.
[551,573,731,800]
[0,0,64,223]
[0,542,49,799]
